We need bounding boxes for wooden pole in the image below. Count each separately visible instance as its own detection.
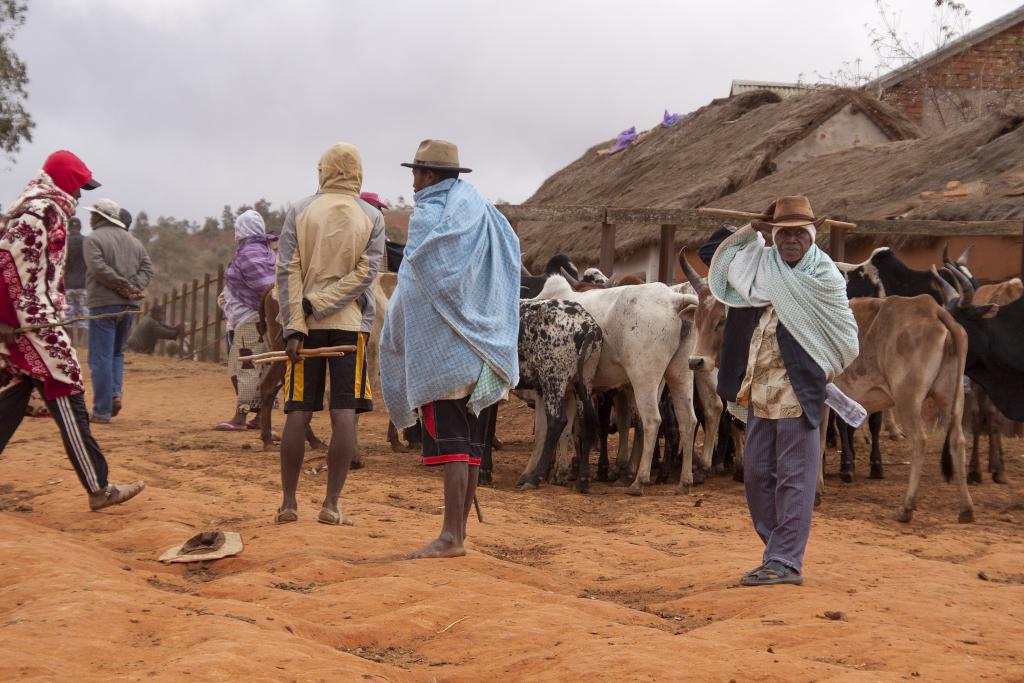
[658,224,676,284]
[829,226,848,262]
[213,265,224,364]
[168,287,178,357]
[201,273,211,362]
[1020,221,1024,277]
[600,222,616,277]
[190,278,199,360]
[160,292,170,356]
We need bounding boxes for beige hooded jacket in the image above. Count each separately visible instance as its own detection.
[276,143,383,337]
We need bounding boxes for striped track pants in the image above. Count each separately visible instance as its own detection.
[0,379,109,493]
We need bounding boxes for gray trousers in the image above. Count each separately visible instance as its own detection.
[744,413,820,572]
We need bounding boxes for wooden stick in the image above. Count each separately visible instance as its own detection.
[697,207,856,230]
[245,345,356,363]
[14,309,138,333]
[473,494,484,524]
[436,616,469,635]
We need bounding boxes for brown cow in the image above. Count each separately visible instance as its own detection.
[682,250,974,523]
[963,277,1023,484]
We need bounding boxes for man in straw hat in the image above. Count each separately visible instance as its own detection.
[275,142,385,525]
[703,196,859,586]
[83,197,153,423]
[381,140,520,559]
[0,150,145,511]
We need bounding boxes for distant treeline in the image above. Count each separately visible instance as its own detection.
[129,198,288,300]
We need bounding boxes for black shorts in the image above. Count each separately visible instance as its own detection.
[283,330,373,413]
[419,396,486,467]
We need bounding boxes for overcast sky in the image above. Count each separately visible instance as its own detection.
[2,0,1020,224]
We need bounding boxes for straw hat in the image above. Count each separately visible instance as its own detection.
[400,139,472,173]
[86,198,127,229]
[159,530,243,563]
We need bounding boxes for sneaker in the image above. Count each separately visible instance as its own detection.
[89,481,146,511]
[90,414,112,424]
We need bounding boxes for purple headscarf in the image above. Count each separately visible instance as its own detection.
[224,210,277,312]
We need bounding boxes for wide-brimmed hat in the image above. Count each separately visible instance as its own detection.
[761,195,822,228]
[400,139,472,173]
[158,530,243,564]
[86,198,127,229]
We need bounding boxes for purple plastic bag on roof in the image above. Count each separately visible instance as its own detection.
[607,126,637,155]
[662,109,681,128]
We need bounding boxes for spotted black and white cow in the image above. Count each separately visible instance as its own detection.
[514,298,603,492]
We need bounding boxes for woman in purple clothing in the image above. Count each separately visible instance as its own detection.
[214,210,278,431]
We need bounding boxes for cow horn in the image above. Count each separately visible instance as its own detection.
[942,242,951,267]
[957,244,974,267]
[931,266,958,305]
[946,264,975,307]
[677,248,706,292]
[521,263,533,277]
[560,267,580,288]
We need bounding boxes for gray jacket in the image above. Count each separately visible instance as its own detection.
[84,221,155,308]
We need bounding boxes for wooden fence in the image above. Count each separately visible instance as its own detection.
[136,264,227,362]
[496,204,1024,284]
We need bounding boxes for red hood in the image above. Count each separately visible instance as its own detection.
[42,150,95,196]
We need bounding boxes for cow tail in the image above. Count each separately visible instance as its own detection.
[576,332,600,447]
[936,306,968,483]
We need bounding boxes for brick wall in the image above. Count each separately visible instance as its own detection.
[881,20,1024,129]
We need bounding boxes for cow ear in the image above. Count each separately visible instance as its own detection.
[980,304,1000,319]
[680,304,697,321]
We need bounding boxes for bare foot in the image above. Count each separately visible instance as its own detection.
[406,536,466,559]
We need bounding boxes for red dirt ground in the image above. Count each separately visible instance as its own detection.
[1,353,1023,681]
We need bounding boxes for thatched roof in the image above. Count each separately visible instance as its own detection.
[517,88,920,271]
[718,102,1024,248]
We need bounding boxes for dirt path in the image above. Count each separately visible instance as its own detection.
[2,353,1023,681]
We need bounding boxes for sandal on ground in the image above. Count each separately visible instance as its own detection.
[740,560,803,586]
[743,561,767,578]
[214,422,245,431]
[275,508,298,524]
[317,507,354,526]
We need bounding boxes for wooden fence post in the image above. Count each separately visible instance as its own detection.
[213,265,224,364]
[201,273,211,362]
[190,279,199,360]
[168,287,178,357]
[658,224,677,284]
[600,222,616,277]
[829,225,848,262]
[159,292,170,356]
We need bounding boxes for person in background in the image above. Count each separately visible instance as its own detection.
[63,216,89,347]
[84,198,154,423]
[0,150,145,511]
[215,210,277,431]
[126,304,183,353]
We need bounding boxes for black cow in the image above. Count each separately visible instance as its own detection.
[520,254,580,299]
[936,268,1024,422]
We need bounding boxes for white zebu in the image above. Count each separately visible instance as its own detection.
[532,275,703,494]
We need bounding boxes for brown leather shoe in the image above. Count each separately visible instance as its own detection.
[89,481,146,511]
[111,397,122,417]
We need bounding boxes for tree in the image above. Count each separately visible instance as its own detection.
[220,204,234,231]
[0,1,33,159]
[866,0,976,128]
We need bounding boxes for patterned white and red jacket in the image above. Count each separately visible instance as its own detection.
[0,171,84,400]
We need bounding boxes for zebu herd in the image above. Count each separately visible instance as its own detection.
[260,235,1024,525]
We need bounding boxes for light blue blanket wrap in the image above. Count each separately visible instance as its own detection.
[380,179,521,429]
